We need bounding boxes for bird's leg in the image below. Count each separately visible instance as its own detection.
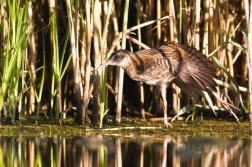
[159,84,173,128]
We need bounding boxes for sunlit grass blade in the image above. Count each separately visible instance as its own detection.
[0,1,30,123]
[171,104,228,122]
[211,56,243,107]
[228,40,246,50]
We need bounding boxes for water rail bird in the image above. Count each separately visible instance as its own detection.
[96,41,239,128]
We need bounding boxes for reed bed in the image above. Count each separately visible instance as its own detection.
[0,0,250,128]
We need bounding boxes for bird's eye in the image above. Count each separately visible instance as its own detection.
[113,54,124,61]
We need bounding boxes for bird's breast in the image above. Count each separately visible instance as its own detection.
[124,64,175,86]
[122,51,177,85]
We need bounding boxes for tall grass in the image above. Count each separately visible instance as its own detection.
[50,8,71,122]
[0,0,249,126]
[27,42,45,123]
[66,0,84,124]
[115,0,130,124]
[0,0,30,124]
[244,0,252,130]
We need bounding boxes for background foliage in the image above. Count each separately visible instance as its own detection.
[0,0,249,126]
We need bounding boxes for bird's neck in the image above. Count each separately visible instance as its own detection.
[122,52,145,77]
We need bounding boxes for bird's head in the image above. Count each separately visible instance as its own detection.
[96,50,131,71]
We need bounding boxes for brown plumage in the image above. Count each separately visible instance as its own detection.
[96,41,238,128]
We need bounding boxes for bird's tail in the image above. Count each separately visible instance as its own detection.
[206,86,240,122]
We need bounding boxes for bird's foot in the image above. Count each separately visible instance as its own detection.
[163,121,173,128]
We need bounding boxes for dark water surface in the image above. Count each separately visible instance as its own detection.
[0,119,251,167]
[0,135,251,167]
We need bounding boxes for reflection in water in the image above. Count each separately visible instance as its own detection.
[0,135,251,167]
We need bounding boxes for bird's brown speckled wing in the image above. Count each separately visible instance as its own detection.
[131,49,176,85]
[159,41,217,92]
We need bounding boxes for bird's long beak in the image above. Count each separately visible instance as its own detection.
[95,60,112,72]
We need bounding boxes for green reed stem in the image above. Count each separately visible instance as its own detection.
[0,1,30,123]
[50,8,71,122]
[116,0,129,123]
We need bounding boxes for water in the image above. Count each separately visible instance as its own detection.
[0,134,251,167]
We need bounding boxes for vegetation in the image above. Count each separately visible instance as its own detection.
[0,0,251,128]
